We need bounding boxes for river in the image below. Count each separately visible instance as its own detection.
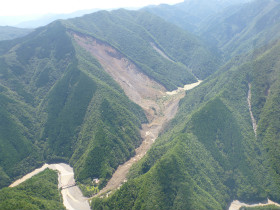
[9,163,90,210]
[229,199,280,210]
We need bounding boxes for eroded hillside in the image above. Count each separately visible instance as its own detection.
[73,32,201,195]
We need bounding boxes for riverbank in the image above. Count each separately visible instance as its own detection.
[10,163,90,210]
[229,199,280,210]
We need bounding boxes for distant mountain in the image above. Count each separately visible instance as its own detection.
[199,0,280,58]
[0,15,42,27]
[0,26,33,40]
[0,9,99,28]
[16,9,99,28]
[145,0,280,61]
[144,0,251,32]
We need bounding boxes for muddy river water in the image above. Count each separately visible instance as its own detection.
[10,163,90,210]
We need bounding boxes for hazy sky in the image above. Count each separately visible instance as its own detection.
[1,0,183,16]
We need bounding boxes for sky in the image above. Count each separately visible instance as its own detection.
[0,0,183,16]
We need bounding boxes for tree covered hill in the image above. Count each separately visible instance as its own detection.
[0,169,65,210]
[145,0,280,61]
[0,26,33,41]
[0,19,146,189]
[200,0,280,58]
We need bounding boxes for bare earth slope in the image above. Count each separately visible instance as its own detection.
[73,33,201,196]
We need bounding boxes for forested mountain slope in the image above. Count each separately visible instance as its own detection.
[200,0,280,58]
[0,9,216,194]
[0,26,33,41]
[91,38,280,210]
[0,169,65,210]
[0,20,146,190]
[145,0,280,62]
[64,9,219,83]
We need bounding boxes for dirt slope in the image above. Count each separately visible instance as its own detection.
[73,33,200,196]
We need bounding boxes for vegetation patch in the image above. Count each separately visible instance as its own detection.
[0,169,65,210]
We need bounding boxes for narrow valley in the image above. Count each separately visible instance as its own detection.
[73,33,201,196]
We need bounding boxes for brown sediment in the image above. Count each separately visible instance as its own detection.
[73,32,200,197]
